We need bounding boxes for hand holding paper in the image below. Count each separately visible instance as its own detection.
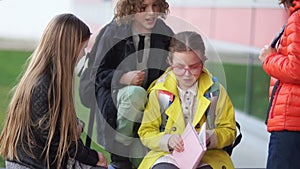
[172,122,207,169]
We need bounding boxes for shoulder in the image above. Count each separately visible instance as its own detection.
[283,12,300,50]
[103,19,132,39]
[100,20,118,39]
[287,9,300,30]
[95,20,131,50]
[153,19,174,36]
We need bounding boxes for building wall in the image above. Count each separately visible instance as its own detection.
[0,0,287,50]
[170,5,287,48]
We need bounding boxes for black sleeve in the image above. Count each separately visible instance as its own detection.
[94,38,116,89]
[30,75,52,145]
[68,139,99,166]
[94,23,130,90]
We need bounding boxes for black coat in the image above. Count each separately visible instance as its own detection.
[93,18,174,151]
[11,74,99,169]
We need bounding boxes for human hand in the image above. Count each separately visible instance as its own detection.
[168,134,184,152]
[259,45,277,63]
[119,70,145,86]
[77,118,84,137]
[96,152,108,168]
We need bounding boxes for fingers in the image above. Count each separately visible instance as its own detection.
[131,70,145,85]
[120,70,145,85]
[259,44,277,63]
[168,134,184,152]
[258,54,265,63]
[259,45,269,63]
[97,152,108,167]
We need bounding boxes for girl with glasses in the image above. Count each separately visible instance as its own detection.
[138,31,237,169]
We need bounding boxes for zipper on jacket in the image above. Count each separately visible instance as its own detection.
[266,81,282,124]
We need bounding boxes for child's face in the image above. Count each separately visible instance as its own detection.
[171,51,203,90]
[133,0,160,34]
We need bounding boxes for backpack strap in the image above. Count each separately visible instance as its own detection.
[204,77,242,156]
[223,121,242,156]
[232,122,242,150]
[270,24,285,48]
[79,24,109,108]
[79,24,109,147]
[158,90,174,132]
[204,76,219,129]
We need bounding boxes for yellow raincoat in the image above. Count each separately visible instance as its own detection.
[138,68,236,169]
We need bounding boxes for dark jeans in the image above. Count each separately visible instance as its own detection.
[110,153,132,169]
[267,130,300,169]
[109,140,144,169]
[152,162,213,169]
[152,163,179,169]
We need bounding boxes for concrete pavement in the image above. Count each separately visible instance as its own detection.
[231,110,269,169]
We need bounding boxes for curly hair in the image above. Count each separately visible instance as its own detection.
[114,0,169,25]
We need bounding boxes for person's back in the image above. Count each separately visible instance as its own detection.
[0,13,107,169]
[93,0,174,168]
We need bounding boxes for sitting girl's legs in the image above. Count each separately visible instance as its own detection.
[152,163,179,169]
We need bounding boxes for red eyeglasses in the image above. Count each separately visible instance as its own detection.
[171,64,203,76]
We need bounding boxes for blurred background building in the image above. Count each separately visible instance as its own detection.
[0,0,286,47]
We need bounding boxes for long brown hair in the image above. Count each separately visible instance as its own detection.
[114,0,169,24]
[0,13,91,168]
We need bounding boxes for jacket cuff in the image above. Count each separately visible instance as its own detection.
[71,139,99,166]
[112,70,126,88]
[159,134,172,152]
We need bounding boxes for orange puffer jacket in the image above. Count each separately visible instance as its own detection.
[263,0,300,132]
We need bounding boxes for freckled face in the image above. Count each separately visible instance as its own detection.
[171,51,203,90]
[133,0,160,34]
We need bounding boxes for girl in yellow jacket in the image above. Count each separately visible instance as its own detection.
[138,31,237,169]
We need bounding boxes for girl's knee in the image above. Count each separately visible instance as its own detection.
[127,86,147,105]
